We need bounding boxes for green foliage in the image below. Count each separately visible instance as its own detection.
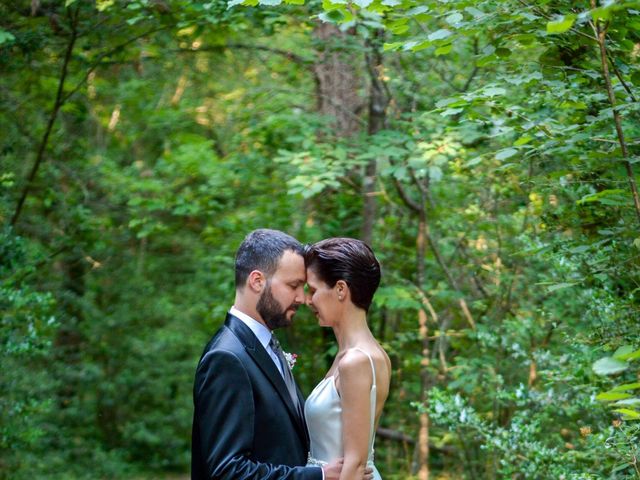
[1,230,59,477]
[2,0,640,478]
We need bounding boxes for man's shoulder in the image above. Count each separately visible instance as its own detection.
[196,327,248,375]
[202,323,244,356]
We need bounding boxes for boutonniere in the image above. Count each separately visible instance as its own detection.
[283,351,298,369]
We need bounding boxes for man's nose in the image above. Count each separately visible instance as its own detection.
[295,285,305,304]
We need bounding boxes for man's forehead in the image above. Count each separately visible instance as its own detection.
[275,250,306,277]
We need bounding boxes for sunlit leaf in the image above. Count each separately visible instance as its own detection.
[353,0,373,8]
[593,357,629,375]
[435,44,453,56]
[596,391,632,402]
[0,29,15,45]
[483,86,506,97]
[547,14,576,34]
[495,148,518,161]
[545,282,578,292]
[446,12,463,25]
[613,408,640,420]
[616,348,640,362]
[428,29,452,41]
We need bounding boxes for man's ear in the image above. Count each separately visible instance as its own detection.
[248,270,266,293]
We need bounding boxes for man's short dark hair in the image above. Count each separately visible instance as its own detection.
[235,229,304,289]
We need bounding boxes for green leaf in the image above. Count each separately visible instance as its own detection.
[409,41,431,52]
[96,0,115,11]
[353,0,372,8]
[577,189,627,206]
[613,408,640,420]
[514,33,536,45]
[495,148,518,161]
[428,29,452,41]
[476,54,497,67]
[612,398,640,407]
[383,42,404,52]
[322,9,344,21]
[441,107,463,116]
[514,135,533,146]
[612,382,640,392]
[429,165,443,182]
[596,391,632,402]
[65,0,78,6]
[435,44,453,56]
[616,348,640,362]
[436,98,457,108]
[465,155,484,167]
[591,7,612,21]
[464,6,485,18]
[388,18,409,35]
[593,357,629,375]
[547,14,576,34]
[0,29,15,45]
[406,6,429,17]
[545,282,578,292]
[484,87,506,97]
[613,345,635,360]
[445,12,463,25]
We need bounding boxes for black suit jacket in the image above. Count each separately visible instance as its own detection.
[191,313,323,480]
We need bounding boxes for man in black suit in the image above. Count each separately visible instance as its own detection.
[191,229,342,480]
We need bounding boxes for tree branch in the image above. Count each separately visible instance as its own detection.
[11,4,80,226]
[590,11,640,225]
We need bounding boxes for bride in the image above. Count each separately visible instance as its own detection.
[303,238,391,480]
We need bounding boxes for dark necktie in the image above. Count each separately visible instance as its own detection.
[269,335,302,416]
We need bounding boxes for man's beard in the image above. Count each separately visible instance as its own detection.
[257,283,297,330]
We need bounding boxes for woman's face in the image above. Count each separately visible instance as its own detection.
[305,268,341,327]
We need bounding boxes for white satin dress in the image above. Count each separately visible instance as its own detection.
[304,348,382,479]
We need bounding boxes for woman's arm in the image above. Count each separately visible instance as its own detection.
[337,349,375,480]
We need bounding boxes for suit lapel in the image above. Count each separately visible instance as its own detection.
[225,314,308,445]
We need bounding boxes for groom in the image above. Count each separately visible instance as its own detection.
[191,229,341,479]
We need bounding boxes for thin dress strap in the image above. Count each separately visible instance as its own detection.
[352,348,377,463]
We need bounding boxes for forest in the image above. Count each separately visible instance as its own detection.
[1,0,639,478]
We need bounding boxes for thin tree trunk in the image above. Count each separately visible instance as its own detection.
[590,8,640,225]
[55,251,86,408]
[11,6,80,226]
[361,29,388,244]
[417,206,430,480]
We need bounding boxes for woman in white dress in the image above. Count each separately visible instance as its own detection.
[303,238,391,480]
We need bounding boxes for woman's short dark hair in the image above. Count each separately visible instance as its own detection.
[304,237,381,312]
[235,229,304,289]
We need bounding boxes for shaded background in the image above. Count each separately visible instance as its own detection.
[1,0,639,478]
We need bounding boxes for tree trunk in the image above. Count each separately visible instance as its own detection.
[312,23,361,136]
[361,30,388,244]
[55,252,86,408]
[417,208,430,480]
